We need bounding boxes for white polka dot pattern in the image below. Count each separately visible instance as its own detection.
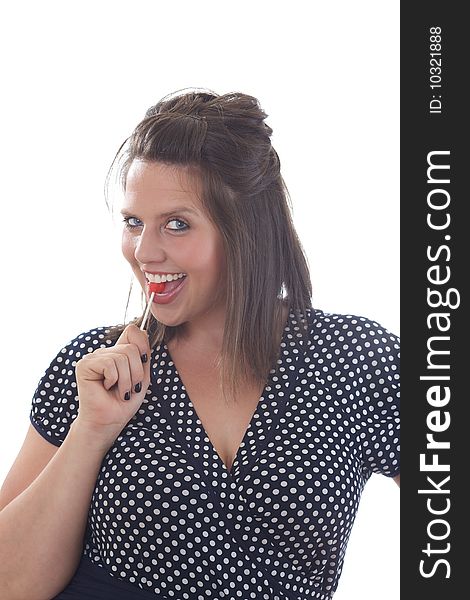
[30,308,400,599]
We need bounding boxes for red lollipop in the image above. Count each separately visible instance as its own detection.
[140,281,165,331]
[149,281,165,293]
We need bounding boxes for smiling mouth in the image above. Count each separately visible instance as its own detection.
[145,274,188,297]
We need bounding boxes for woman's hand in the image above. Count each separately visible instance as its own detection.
[73,324,151,447]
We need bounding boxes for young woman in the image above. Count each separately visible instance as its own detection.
[0,89,400,600]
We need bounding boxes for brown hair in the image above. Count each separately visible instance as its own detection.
[105,88,313,403]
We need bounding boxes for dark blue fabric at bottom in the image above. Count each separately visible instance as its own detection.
[51,556,162,600]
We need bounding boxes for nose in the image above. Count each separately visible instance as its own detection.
[133,225,167,266]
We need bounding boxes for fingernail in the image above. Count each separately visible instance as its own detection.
[134,382,142,393]
[141,353,148,363]
[124,391,131,401]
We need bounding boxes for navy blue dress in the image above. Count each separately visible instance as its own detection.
[30,307,400,599]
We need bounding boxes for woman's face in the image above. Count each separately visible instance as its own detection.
[121,160,227,332]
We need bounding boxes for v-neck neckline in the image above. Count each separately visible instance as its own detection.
[150,308,309,481]
[163,351,273,477]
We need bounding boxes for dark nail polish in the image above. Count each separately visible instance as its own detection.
[134,382,142,393]
[124,391,131,401]
[141,353,148,363]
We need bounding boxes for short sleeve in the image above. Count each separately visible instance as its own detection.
[30,327,114,446]
[309,311,400,479]
[352,318,400,478]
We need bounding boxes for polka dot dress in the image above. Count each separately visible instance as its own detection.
[30,307,400,599]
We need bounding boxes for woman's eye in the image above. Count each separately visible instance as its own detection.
[123,216,142,228]
[122,216,189,232]
[166,218,189,231]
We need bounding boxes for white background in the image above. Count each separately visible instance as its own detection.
[0,1,400,598]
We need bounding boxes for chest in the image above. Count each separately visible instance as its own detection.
[167,346,264,472]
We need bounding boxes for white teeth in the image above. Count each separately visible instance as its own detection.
[145,272,186,283]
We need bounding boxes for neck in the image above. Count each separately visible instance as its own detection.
[171,311,226,356]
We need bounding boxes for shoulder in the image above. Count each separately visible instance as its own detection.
[34,324,119,388]
[303,307,400,383]
[36,325,119,382]
[306,307,400,350]
[55,325,119,364]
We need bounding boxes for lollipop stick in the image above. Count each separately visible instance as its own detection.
[140,292,155,331]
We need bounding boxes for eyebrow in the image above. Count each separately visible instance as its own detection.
[120,206,200,219]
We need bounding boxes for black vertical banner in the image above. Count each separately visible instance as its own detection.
[401,2,467,598]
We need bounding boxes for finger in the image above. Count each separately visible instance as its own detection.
[101,357,120,391]
[109,344,149,397]
[76,353,120,389]
[112,352,134,401]
[116,324,151,362]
